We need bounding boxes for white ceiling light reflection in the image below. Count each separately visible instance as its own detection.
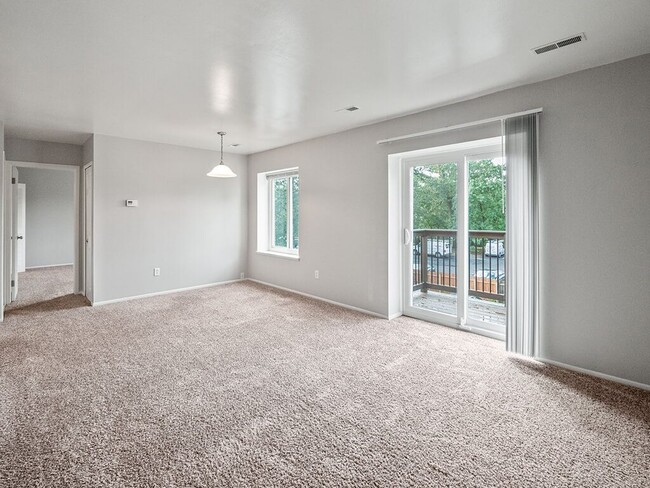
[211,65,233,114]
[251,10,305,131]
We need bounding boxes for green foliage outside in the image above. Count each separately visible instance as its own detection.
[467,160,506,231]
[273,178,288,247]
[413,159,505,232]
[291,176,299,248]
[413,162,457,230]
[273,175,300,249]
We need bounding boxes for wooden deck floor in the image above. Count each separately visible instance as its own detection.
[412,291,506,327]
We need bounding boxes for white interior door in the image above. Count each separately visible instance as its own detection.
[84,164,93,302]
[16,183,26,273]
[10,167,19,301]
[3,160,11,309]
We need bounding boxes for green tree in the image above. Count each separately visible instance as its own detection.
[273,178,288,247]
[273,175,300,249]
[413,163,457,229]
[413,159,505,231]
[292,175,299,248]
[468,159,505,231]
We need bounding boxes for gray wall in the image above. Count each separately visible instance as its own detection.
[82,135,94,165]
[248,54,650,385]
[18,168,75,268]
[93,135,247,302]
[5,138,82,166]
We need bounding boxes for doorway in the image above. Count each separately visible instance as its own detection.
[401,137,506,340]
[3,161,84,313]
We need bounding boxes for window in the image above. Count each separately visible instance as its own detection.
[270,172,299,252]
[257,168,299,258]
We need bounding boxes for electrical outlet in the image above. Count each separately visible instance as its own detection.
[240,272,245,280]
[314,270,319,279]
[153,267,160,277]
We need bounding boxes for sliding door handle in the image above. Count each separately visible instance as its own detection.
[403,228,412,245]
[16,236,23,240]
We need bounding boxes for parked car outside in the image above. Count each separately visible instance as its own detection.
[474,269,505,282]
[484,240,505,257]
[414,239,452,257]
[473,269,506,295]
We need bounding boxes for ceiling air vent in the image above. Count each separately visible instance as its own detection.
[336,106,360,112]
[533,32,586,54]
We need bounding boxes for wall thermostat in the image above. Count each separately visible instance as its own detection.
[125,200,138,207]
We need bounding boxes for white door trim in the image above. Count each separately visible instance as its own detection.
[2,160,11,312]
[3,160,81,297]
[0,151,4,322]
[82,162,94,303]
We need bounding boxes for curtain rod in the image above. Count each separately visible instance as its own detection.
[376,107,543,145]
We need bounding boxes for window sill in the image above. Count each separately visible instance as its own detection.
[256,250,300,261]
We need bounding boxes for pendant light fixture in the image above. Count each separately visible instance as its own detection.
[207,131,237,178]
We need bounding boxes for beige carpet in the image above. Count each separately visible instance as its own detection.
[1,269,649,487]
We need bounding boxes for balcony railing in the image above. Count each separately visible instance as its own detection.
[413,229,506,303]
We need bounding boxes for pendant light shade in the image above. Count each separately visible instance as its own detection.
[206,164,237,178]
[207,131,237,178]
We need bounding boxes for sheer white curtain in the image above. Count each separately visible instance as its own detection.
[504,114,539,356]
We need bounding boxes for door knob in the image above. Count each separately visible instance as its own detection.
[17,236,23,240]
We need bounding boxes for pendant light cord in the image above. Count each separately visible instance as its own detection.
[206,130,236,177]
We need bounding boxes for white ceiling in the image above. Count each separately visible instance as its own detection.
[1,0,649,154]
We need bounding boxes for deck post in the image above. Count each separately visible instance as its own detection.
[420,235,428,293]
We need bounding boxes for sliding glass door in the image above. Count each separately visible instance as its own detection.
[408,160,462,320]
[402,138,505,339]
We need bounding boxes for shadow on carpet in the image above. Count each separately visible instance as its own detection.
[509,356,650,423]
[5,294,89,315]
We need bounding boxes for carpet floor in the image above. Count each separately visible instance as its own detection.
[5,265,86,313]
[1,268,649,487]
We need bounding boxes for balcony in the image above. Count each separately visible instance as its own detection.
[412,230,506,327]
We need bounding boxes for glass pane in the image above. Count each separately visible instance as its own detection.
[273,177,288,248]
[411,162,458,316]
[291,175,299,249]
[467,156,506,328]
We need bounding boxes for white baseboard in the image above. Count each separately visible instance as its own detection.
[247,278,388,319]
[388,312,403,320]
[26,263,73,270]
[537,357,650,392]
[92,279,243,306]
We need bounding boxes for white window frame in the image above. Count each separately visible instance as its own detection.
[257,167,300,260]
